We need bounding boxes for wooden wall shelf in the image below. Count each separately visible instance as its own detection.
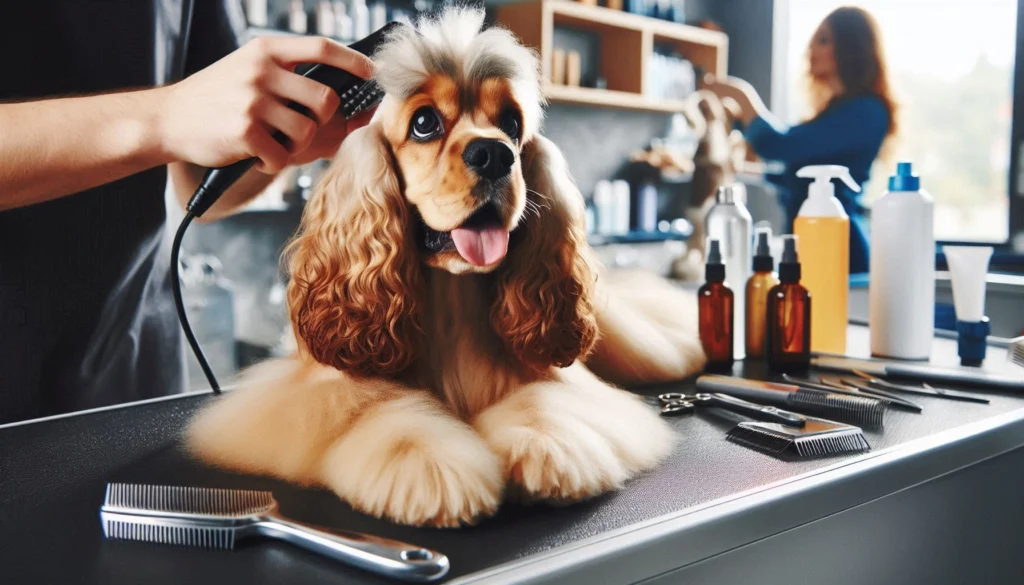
[497,0,728,113]
[544,84,690,112]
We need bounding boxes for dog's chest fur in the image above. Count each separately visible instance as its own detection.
[413,271,527,420]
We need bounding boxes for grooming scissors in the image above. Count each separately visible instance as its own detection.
[656,392,806,426]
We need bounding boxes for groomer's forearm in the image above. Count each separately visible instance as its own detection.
[168,161,277,222]
[0,90,172,211]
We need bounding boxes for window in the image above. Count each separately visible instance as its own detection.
[772,0,1017,242]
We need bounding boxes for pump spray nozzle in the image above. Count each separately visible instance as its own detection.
[752,228,774,272]
[796,164,860,201]
[705,239,726,283]
[778,235,801,283]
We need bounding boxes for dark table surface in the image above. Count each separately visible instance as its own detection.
[2,327,1023,584]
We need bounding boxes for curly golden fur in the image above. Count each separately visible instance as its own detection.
[287,125,425,377]
[187,7,706,528]
[491,137,598,371]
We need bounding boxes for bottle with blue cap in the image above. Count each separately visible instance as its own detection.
[869,161,935,360]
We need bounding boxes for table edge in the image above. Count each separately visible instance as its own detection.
[450,406,1024,584]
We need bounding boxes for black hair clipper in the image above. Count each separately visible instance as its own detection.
[188,22,407,217]
[173,22,408,395]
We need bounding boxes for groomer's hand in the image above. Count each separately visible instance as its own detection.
[156,36,375,174]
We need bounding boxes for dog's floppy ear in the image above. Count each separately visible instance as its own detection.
[286,124,424,376]
[491,135,598,371]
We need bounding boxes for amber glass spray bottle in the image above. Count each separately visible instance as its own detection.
[699,239,734,372]
[767,235,811,372]
[746,229,780,358]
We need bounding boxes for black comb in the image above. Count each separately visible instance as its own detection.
[695,375,887,429]
[784,390,885,429]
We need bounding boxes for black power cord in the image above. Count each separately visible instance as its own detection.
[169,0,223,394]
[172,211,221,394]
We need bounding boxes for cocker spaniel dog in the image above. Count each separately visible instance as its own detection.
[187,8,705,528]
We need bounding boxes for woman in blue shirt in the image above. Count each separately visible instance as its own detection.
[706,6,898,273]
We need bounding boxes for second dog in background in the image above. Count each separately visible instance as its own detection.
[672,89,748,280]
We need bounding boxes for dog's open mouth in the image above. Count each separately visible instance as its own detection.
[418,203,510,266]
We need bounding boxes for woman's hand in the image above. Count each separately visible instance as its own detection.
[702,74,760,124]
[156,35,376,174]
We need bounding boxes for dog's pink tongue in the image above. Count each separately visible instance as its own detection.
[451,227,509,266]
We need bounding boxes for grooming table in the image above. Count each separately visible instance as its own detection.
[3,326,1023,584]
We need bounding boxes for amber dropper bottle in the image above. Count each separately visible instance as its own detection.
[766,235,811,373]
[699,239,734,372]
[746,229,780,358]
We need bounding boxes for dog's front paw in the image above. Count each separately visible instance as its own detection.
[320,394,504,527]
[475,377,674,502]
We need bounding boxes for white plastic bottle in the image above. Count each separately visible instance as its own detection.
[611,180,631,235]
[593,180,615,235]
[704,183,752,360]
[333,0,353,42]
[369,2,388,33]
[352,0,370,39]
[246,0,268,27]
[869,162,935,360]
[316,0,336,37]
[288,0,308,34]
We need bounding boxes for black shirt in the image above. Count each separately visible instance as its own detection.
[0,1,245,423]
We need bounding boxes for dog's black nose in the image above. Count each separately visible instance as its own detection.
[462,138,515,181]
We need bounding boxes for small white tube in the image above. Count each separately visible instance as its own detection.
[943,245,993,322]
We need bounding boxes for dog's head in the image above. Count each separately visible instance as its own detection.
[286,8,597,377]
[373,9,544,274]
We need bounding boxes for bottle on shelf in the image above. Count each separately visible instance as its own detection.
[352,0,370,39]
[745,228,780,358]
[246,0,269,28]
[593,180,615,236]
[611,180,631,235]
[288,0,308,34]
[369,2,387,33]
[699,239,735,372]
[334,0,354,42]
[792,164,858,355]
[566,51,582,87]
[869,161,936,360]
[766,235,811,373]
[316,0,337,37]
[584,200,597,235]
[635,183,658,232]
[551,48,567,85]
[704,183,752,361]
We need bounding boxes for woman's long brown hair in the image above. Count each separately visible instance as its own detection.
[806,6,899,147]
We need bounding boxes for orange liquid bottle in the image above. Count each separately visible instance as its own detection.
[767,235,811,373]
[699,240,734,372]
[793,165,860,355]
[793,216,847,353]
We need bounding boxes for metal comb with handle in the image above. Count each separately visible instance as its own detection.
[99,483,449,582]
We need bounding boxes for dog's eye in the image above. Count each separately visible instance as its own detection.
[410,107,443,141]
[499,109,521,141]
